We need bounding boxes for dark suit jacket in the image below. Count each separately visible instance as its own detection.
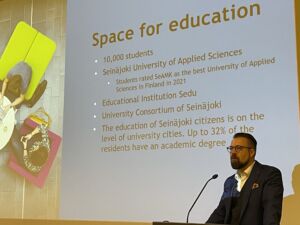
[206,161,283,225]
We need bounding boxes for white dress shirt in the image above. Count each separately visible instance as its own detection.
[235,161,256,192]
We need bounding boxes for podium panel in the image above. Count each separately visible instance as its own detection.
[0,220,230,225]
[0,219,149,225]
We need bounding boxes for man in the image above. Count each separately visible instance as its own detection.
[0,61,32,111]
[206,132,283,225]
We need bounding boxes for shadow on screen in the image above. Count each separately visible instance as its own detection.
[281,163,300,225]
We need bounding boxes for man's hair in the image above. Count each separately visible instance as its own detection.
[233,132,257,150]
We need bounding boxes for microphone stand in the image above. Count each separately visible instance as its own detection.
[186,174,218,223]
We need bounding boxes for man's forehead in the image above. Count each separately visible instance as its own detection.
[231,137,250,145]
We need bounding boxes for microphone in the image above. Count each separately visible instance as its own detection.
[186,174,218,223]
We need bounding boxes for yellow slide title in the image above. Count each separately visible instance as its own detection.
[92,3,261,48]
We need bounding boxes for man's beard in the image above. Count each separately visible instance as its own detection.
[231,157,249,170]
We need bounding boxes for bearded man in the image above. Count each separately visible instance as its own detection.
[206,132,283,225]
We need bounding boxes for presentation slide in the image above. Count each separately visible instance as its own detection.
[60,0,300,223]
[0,0,299,224]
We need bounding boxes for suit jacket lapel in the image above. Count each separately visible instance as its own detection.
[239,161,262,220]
[224,176,238,223]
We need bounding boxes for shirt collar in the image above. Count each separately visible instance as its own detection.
[237,161,256,178]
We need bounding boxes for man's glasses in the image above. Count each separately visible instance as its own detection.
[226,145,252,153]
